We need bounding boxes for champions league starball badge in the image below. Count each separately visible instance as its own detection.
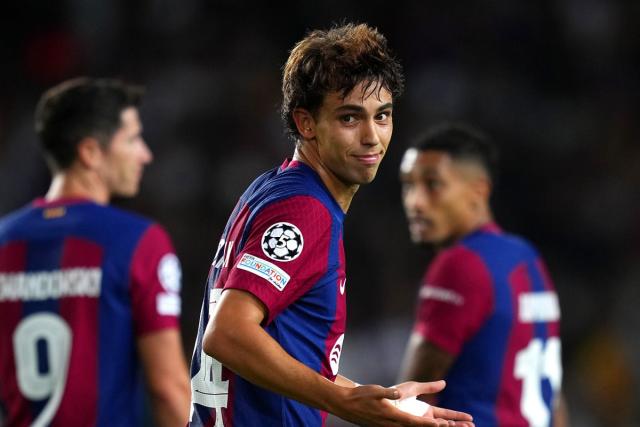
[261,222,304,262]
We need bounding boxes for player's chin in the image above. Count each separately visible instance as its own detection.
[411,232,439,247]
[114,184,140,198]
[357,167,381,184]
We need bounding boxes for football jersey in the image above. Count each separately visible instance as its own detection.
[414,223,562,427]
[189,159,347,427]
[0,198,181,427]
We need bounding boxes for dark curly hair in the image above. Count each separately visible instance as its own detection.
[281,23,404,141]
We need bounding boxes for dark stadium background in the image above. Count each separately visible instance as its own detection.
[1,1,638,425]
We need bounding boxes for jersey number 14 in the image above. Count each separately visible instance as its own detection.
[191,288,229,427]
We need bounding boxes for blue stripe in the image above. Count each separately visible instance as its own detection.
[452,233,517,426]
[94,209,147,427]
[526,259,554,419]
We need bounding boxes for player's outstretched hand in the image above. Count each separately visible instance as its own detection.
[332,381,473,427]
[392,381,474,426]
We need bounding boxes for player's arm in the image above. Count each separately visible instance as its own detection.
[137,329,190,427]
[398,332,455,383]
[204,289,474,427]
[129,224,191,426]
[335,375,359,387]
[399,248,492,398]
[553,391,570,427]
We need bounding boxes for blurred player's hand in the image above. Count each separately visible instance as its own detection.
[332,380,474,426]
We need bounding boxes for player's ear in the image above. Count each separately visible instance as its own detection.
[76,137,104,169]
[292,108,316,140]
[468,175,492,213]
[474,175,491,200]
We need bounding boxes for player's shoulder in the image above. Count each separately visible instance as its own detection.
[427,244,493,293]
[463,223,539,260]
[0,205,33,244]
[99,204,173,246]
[0,203,33,227]
[249,162,339,220]
[99,203,155,228]
[433,243,485,272]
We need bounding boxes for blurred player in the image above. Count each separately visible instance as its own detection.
[0,78,190,426]
[188,24,474,427]
[397,123,569,426]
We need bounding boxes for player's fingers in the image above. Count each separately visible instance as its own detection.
[395,380,446,398]
[431,406,473,421]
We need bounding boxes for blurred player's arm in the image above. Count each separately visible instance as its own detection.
[398,332,454,403]
[129,226,191,426]
[553,391,570,427]
[204,289,474,427]
[138,329,190,427]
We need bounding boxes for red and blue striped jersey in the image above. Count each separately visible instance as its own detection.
[414,223,562,427]
[189,159,347,427]
[0,198,181,427]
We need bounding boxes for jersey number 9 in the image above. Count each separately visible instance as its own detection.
[13,313,72,427]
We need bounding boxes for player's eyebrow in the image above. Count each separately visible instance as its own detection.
[333,102,393,114]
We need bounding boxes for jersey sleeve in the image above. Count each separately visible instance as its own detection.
[413,245,493,356]
[129,223,182,336]
[224,195,332,325]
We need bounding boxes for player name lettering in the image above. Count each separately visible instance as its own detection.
[518,291,560,323]
[0,268,102,301]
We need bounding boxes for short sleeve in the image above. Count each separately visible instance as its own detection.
[224,195,332,325]
[130,224,181,336]
[413,245,493,356]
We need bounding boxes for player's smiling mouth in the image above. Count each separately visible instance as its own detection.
[353,153,382,165]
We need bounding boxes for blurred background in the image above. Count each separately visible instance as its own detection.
[1,1,638,425]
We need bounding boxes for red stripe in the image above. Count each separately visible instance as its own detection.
[52,238,102,426]
[60,237,103,268]
[321,235,347,381]
[535,259,561,336]
[0,241,32,426]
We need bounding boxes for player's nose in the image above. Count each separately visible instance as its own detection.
[140,139,153,164]
[404,186,430,212]
[359,118,380,146]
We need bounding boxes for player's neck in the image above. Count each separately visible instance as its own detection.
[292,145,357,213]
[45,169,110,205]
[464,210,494,237]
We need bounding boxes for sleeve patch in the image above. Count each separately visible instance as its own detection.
[157,253,182,293]
[261,222,304,262]
[419,285,464,306]
[157,293,181,315]
[237,253,290,291]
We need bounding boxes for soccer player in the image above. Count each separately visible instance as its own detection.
[397,123,569,427]
[0,78,191,426]
[188,24,474,427]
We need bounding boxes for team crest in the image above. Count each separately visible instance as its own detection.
[261,222,304,262]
